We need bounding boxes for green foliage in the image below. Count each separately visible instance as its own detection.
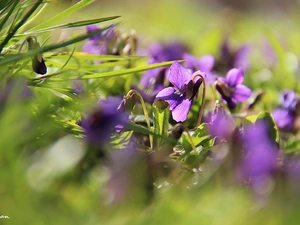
[153,100,170,149]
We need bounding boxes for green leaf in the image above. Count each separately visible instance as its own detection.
[29,0,95,31]
[256,111,279,143]
[152,100,170,149]
[193,123,214,147]
[285,136,300,153]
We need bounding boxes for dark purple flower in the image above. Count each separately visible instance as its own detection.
[81,97,128,145]
[183,53,217,83]
[273,90,299,131]
[83,25,119,56]
[215,68,252,109]
[239,121,279,195]
[155,61,203,122]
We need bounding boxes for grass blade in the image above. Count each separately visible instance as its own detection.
[0,27,107,66]
[0,0,43,53]
[29,0,95,31]
[80,60,179,79]
[23,16,120,35]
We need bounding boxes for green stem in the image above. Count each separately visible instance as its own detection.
[126,90,153,149]
[192,73,206,128]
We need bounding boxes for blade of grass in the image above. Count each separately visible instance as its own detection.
[29,0,95,31]
[0,0,43,53]
[0,27,108,66]
[80,60,180,79]
[0,0,21,31]
[19,16,120,35]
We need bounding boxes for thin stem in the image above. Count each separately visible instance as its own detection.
[126,90,153,149]
[182,125,197,155]
[192,73,206,128]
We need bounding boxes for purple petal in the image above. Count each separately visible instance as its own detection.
[281,90,298,110]
[155,87,183,110]
[198,55,215,72]
[183,53,198,70]
[83,41,107,55]
[86,25,102,41]
[167,61,191,91]
[140,59,165,88]
[273,108,295,129]
[233,84,252,102]
[172,98,192,122]
[234,45,251,70]
[226,68,244,87]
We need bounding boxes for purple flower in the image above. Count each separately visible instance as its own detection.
[81,97,128,145]
[82,25,119,56]
[183,53,217,83]
[273,90,299,131]
[148,41,187,62]
[206,108,235,141]
[155,61,203,122]
[215,68,252,109]
[215,39,251,73]
[239,121,279,195]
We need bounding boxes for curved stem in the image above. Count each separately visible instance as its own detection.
[126,90,153,149]
[192,73,206,128]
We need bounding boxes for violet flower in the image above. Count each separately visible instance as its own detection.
[239,121,279,196]
[273,90,299,131]
[155,61,203,122]
[81,97,128,145]
[215,68,252,109]
[82,25,119,56]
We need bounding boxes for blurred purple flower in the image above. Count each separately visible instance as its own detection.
[206,108,235,141]
[81,97,128,145]
[240,121,279,195]
[273,90,299,131]
[215,39,251,73]
[261,39,277,67]
[72,80,84,95]
[155,61,203,122]
[140,58,167,88]
[215,68,252,109]
[148,41,187,62]
[83,25,119,56]
[183,53,217,83]
[0,78,32,107]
